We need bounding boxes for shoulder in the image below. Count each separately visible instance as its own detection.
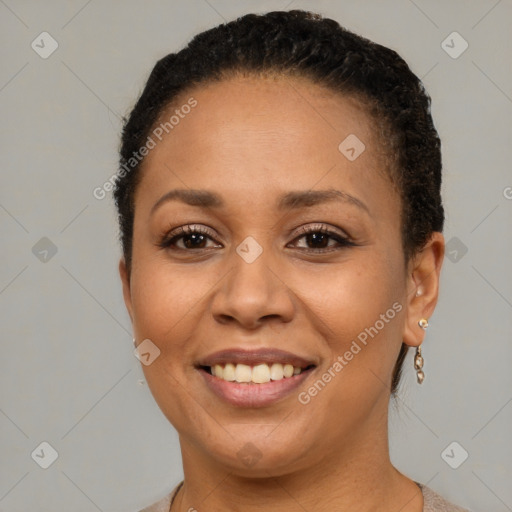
[138,482,182,512]
[417,482,471,512]
[139,481,473,512]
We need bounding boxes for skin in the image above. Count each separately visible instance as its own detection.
[119,74,444,512]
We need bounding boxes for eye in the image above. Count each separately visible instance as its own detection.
[157,223,355,254]
[289,224,355,253]
[158,224,220,251]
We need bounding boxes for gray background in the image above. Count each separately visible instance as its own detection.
[1,0,511,511]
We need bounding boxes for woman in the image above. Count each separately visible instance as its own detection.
[114,10,469,512]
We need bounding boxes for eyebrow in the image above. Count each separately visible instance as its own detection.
[150,188,370,216]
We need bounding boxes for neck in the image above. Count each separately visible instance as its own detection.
[172,407,423,512]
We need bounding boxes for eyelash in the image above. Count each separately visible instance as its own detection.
[157,223,355,254]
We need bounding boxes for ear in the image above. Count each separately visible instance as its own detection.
[403,232,445,348]
[119,257,134,323]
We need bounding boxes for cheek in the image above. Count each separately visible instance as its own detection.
[129,256,225,368]
[307,257,401,328]
[129,262,210,427]
[304,253,405,381]
[131,263,198,333]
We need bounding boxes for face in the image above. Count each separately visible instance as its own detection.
[120,74,442,476]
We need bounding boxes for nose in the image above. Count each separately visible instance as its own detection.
[210,247,295,330]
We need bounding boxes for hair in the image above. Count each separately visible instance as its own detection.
[113,9,444,395]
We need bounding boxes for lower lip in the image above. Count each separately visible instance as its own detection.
[198,367,315,408]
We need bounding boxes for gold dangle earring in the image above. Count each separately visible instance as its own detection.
[415,318,428,384]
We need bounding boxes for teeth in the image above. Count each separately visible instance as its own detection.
[283,364,294,378]
[235,364,252,383]
[223,363,236,381]
[269,363,284,380]
[209,362,305,383]
[252,364,271,383]
[214,364,223,378]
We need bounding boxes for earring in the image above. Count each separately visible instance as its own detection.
[415,318,428,384]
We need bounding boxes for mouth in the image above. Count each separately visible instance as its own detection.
[195,348,318,407]
[199,362,316,383]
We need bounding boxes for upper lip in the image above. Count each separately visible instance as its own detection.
[197,348,318,369]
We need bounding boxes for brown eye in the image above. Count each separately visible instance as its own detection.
[290,224,355,253]
[159,225,220,251]
[176,232,208,249]
[304,231,330,249]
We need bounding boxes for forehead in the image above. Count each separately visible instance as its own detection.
[136,74,397,217]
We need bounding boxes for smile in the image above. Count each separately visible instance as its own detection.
[196,348,318,407]
[206,362,309,383]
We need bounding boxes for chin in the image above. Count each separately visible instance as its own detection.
[184,421,318,477]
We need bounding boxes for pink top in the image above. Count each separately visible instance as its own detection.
[139,481,471,511]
